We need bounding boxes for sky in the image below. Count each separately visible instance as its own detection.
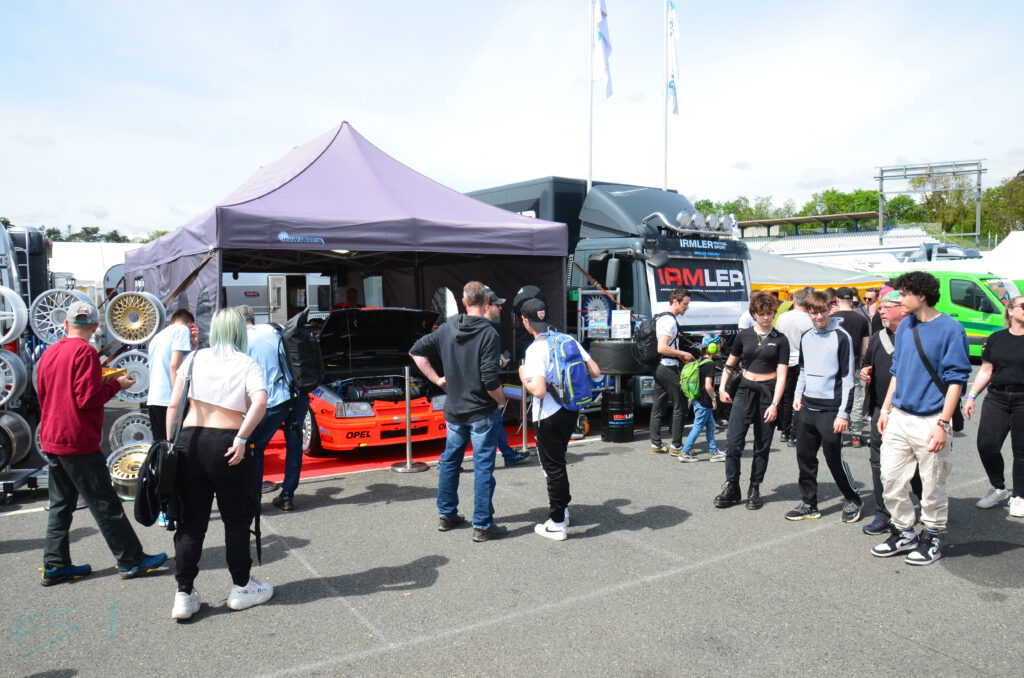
[1,0,1022,238]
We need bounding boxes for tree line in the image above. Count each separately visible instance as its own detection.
[693,168,1024,241]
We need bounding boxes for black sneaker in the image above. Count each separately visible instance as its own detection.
[472,525,508,542]
[437,514,465,532]
[785,503,821,521]
[862,518,891,536]
[779,433,790,443]
[871,528,918,557]
[841,498,864,523]
[905,530,942,566]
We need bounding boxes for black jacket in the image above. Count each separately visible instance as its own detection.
[409,314,501,424]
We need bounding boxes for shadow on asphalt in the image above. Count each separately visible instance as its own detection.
[25,670,79,678]
[0,527,98,556]
[270,555,449,603]
[496,499,691,540]
[940,496,1024,589]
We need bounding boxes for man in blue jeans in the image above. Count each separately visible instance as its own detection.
[410,281,507,542]
[240,305,309,512]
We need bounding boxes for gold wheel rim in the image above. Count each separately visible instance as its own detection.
[108,293,159,343]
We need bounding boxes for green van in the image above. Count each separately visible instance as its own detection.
[883,270,1020,357]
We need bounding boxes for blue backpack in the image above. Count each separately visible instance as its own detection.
[543,331,594,411]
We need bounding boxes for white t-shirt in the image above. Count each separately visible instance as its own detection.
[737,310,754,330]
[146,323,192,407]
[656,313,680,367]
[176,348,266,414]
[522,335,593,422]
[775,309,813,367]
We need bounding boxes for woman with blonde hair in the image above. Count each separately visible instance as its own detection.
[966,295,1024,517]
[166,308,269,621]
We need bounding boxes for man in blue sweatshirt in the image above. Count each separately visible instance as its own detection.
[871,271,971,565]
[788,291,863,522]
[410,281,508,542]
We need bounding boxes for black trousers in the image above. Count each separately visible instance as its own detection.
[173,427,258,593]
[778,364,800,438]
[725,379,776,485]
[650,364,684,448]
[148,405,168,442]
[43,452,145,569]
[977,389,1024,496]
[868,406,921,520]
[795,409,860,507]
[535,407,575,523]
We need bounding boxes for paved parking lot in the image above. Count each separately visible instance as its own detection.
[1,394,1021,677]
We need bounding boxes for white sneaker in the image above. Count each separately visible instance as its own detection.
[227,577,273,611]
[534,519,568,541]
[563,506,570,527]
[1009,496,1024,518]
[976,487,1011,509]
[171,589,200,620]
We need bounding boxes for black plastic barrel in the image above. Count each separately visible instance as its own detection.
[601,391,634,443]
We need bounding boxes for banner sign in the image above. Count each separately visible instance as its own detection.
[652,257,747,302]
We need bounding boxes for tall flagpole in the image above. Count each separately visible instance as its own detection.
[662,0,669,190]
[588,0,595,193]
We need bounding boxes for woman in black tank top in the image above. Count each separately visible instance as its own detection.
[715,292,790,510]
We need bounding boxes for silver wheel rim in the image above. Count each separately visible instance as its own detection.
[302,411,312,451]
[29,289,89,344]
[0,411,33,467]
[109,411,153,450]
[0,286,28,345]
[0,349,28,406]
[110,350,150,402]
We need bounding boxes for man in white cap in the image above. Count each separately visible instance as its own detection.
[36,300,167,586]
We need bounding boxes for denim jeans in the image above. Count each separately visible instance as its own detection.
[683,401,718,454]
[437,412,499,529]
[495,411,517,458]
[250,394,309,501]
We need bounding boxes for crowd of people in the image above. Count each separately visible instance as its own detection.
[30,272,1024,622]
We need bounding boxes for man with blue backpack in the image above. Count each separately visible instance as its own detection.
[519,298,601,541]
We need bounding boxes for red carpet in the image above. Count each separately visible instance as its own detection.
[262,426,537,481]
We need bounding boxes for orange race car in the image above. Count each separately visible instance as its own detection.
[301,307,449,455]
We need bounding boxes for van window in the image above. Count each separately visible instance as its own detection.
[982,278,1014,306]
[950,278,993,313]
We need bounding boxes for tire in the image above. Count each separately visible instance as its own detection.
[301,409,327,457]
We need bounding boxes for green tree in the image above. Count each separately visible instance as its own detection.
[141,230,168,243]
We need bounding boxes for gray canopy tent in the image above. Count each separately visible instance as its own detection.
[125,122,568,328]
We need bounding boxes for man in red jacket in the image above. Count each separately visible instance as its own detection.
[36,301,167,586]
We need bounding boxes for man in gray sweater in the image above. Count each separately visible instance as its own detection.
[410,281,508,542]
[787,291,864,523]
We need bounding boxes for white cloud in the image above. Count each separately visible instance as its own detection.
[732,161,752,171]
[79,204,109,220]
[13,132,55,149]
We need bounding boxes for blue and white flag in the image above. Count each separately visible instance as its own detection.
[667,0,680,114]
[592,0,612,98]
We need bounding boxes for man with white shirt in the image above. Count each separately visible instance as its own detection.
[146,309,196,441]
[775,288,814,446]
[649,288,695,456]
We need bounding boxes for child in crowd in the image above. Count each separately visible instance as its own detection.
[681,335,721,462]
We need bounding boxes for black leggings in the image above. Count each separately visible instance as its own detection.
[977,388,1024,497]
[173,427,258,593]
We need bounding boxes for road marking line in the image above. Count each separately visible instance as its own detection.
[0,507,46,517]
[260,517,392,646]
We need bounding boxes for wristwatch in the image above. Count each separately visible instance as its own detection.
[936,419,951,433]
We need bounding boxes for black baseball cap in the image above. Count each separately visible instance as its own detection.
[483,286,506,305]
[835,286,856,300]
[520,298,548,323]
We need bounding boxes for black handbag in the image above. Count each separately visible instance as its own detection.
[134,358,194,527]
[911,323,965,432]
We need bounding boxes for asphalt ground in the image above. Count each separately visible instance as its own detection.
[1,378,1021,678]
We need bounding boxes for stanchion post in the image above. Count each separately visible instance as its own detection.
[520,360,530,453]
[391,365,429,473]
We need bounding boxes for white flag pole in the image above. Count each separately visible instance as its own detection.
[588,0,595,193]
[663,0,669,191]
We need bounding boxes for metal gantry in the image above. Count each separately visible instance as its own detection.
[876,160,987,248]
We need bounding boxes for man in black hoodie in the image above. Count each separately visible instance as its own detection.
[410,281,508,542]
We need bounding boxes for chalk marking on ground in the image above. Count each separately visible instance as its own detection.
[0,507,46,517]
